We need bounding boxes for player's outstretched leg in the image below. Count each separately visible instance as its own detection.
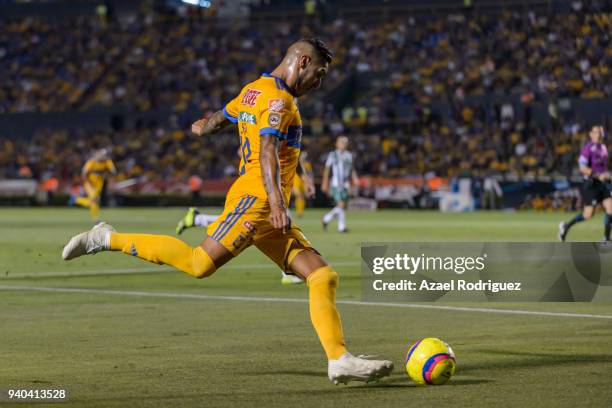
[603,198,612,242]
[295,194,306,218]
[322,207,339,231]
[337,202,348,233]
[62,223,223,279]
[559,206,593,241]
[74,196,91,209]
[89,198,100,222]
[176,208,220,235]
[195,213,219,228]
[289,250,393,384]
[558,220,571,242]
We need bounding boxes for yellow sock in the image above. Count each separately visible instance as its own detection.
[90,202,100,220]
[295,197,305,216]
[307,266,347,360]
[75,197,91,208]
[110,233,216,278]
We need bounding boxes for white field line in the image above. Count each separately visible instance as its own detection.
[0,284,611,320]
[1,261,361,279]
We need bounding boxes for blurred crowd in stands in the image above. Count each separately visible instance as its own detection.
[0,16,133,113]
[2,3,609,113]
[0,1,610,190]
[0,112,601,189]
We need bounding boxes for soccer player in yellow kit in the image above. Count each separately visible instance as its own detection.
[175,151,312,285]
[62,38,393,384]
[72,148,116,221]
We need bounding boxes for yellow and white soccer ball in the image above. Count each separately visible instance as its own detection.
[405,337,456,385]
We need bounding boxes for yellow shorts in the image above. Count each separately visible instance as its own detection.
[207,194,317,271]
[84,182,102,200]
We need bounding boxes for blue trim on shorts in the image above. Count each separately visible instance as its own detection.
[211,197,249,240]
[211,197,247,240]
[215,196,256,241]
[212,196,256,241]
[212,197,249,240]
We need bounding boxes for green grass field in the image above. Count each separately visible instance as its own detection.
[1,208,611,408]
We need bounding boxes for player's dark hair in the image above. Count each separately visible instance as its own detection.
[299,37,333,64]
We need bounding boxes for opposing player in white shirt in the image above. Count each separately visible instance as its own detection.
[321,135,359,233]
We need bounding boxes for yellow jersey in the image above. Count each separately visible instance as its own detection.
[223,73,302,205]
[83,159,116,189]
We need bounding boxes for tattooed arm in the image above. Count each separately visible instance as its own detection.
[191,110,232,136]
[260,134,290,232]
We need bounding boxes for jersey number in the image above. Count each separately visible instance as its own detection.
[240,136,251,175]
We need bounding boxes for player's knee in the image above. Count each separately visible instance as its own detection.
[192,266,215,279]
[191,247,217,279]
[307,266,339,288]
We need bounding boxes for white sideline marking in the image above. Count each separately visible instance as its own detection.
[1,261,361,280]
[1,285,611,320]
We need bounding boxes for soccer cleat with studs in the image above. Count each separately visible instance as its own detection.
[328,352,393,385]
[176,207,199,235]
[281,272,303,285]
[62,222,115,260]
[558,221,568,242]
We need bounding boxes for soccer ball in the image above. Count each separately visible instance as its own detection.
[405,337,456,385]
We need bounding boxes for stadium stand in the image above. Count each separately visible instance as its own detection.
[0,0,610,207]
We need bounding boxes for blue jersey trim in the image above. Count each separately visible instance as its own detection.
[286,125,302,148]
[261,73,296,96]
[223,106,238,123]
[260,128,287,139]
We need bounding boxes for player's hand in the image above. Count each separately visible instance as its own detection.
[270,205,291,233]
[191,118,209,136]
[305,180,316,198]
[321,184,329,195]
[598,172,610,181]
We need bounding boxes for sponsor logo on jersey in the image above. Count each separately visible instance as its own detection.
[268,98,285,113]
[268,112,281,127]
[241,89,262,107]
[238,111,257,124]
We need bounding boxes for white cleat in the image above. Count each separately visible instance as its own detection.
[62,222,115,260]
[328,353,394,385]
[281,272,303,285]
[558,221,568,242]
